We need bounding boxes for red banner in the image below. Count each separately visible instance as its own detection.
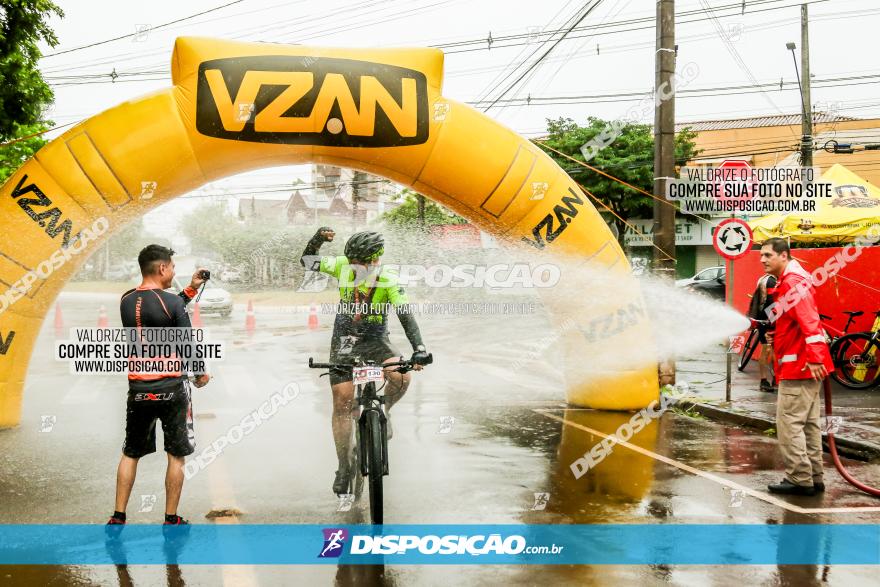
[729,246,880,334]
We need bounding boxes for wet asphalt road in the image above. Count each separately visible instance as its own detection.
[1,292,879,586]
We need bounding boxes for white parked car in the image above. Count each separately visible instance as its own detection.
[675,266,725,288]
[170,277,233,317]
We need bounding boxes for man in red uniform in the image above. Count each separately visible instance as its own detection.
[761,238,834,496]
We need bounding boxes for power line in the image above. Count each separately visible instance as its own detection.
[42,0,246,58]
[38,0,833,85]
[445,0,832,54]
[482,0,606,111]
[472,0,581,104]
[698,0,790,119]
[465,73,880,106]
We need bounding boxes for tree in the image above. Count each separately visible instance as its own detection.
[0,121,48,183]
[0,0,63,138]
[180,202,314,287]
[0,0,63,181]
[540,117,700,246]
[381,190,467,231]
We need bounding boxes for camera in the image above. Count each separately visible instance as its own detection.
[199,269,211,280]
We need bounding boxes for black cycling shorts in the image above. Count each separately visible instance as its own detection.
[328,334,401,385]
[123,379,195,458]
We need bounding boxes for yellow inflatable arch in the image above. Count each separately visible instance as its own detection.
[0,38,658,427]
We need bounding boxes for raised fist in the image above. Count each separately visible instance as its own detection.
[316,227,335,242]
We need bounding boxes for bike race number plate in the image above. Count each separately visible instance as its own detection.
[353,366,384,386]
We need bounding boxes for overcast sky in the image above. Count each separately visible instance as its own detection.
[34,0,880,211]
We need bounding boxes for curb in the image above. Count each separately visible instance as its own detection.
[669,398,880,462]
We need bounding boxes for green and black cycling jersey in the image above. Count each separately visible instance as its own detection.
[300,237,424,350]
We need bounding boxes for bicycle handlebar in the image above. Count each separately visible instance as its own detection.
[308,353,433,373]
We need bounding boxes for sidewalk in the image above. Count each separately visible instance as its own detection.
[676,343,880,461]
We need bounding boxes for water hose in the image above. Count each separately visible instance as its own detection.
[822,377,880,497]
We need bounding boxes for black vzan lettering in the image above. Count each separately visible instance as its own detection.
[195,55,429,148]
[0,331,15,355]
[11,175,79,247]
[522,188,585,249]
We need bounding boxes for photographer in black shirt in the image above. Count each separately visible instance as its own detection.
[107,245,211,526]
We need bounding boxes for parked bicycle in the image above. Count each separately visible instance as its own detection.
[829,310,880,389]
[739,310,869,389]
[308,353,432,524]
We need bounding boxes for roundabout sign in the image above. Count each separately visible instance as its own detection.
[713,218,753,260]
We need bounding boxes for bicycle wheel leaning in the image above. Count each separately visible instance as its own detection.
[831,333,880,389]
[365,409,385,524]
[738,328,762,372]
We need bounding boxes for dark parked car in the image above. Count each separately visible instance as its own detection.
[685,272,726,301]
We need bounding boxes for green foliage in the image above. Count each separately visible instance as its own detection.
[107,218,148,264]
[381,190,467,231]
[671,404,705,420]
[540,117,700,243]
[0,1,63,182]
[0,121,49,183]
[0,0,64,140]
[180,202,315,287]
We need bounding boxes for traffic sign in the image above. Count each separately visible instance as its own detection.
[714,159,757,202]
[728,334,747,354]
[713,217,753,260]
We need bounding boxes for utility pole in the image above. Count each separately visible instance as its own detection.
[352,170,364,231]
[800,3,813,168]
[654,0,676,385]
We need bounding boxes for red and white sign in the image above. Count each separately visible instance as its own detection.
[713,217,753,260]
[728,334,747,354]
[714,159,757,203]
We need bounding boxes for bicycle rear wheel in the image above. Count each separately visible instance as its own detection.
[738,328,762,372]
[365,409,385,524]
[832,333,880,389]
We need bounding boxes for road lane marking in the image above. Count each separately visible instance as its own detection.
[535,408,880,515]
[203,372,259,587]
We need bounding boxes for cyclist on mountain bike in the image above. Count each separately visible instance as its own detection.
[300,227,430,494]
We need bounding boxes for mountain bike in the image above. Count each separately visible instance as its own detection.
[740,311,866,389]
[308,353,432,524]
[829,310,880,389]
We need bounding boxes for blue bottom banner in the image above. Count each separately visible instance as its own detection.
[0,524,877,565]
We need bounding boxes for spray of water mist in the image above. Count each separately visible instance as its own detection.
[375,226,751,395]
[635,271,751,359]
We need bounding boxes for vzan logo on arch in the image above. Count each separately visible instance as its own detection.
[196,56,429,147]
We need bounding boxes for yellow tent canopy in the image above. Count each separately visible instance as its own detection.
[750,164,880,243]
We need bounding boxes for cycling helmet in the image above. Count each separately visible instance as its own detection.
[344,231,384,262]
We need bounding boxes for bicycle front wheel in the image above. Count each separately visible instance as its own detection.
[366,410,385,524]
[738,328,762,372]
[832,333,880,389]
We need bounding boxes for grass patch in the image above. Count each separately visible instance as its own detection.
[671,404,706,421]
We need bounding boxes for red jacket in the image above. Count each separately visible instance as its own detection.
[769,260,834,380]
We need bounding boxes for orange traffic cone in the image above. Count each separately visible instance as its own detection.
[97,305,108,328]
[245,300,256,336]
[308,303,319,330]
[54,303,64,337]
[192,302,203,328]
